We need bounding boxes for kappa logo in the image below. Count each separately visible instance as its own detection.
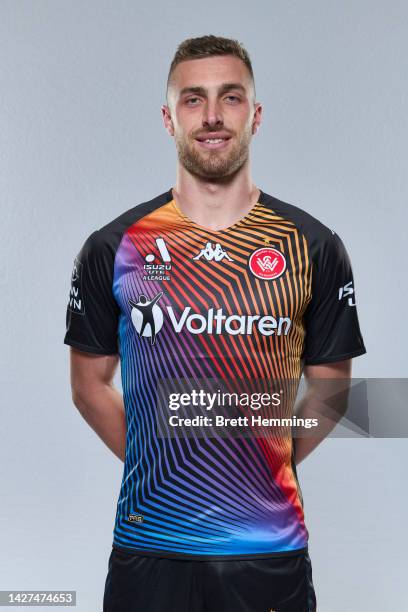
[143,237,172,281]
[193,242,234,262]
[338,281,356,306]
[248,247,286,280]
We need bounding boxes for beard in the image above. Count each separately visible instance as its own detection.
[174,127,252,179]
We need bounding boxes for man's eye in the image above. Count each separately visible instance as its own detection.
[185,96,241,105]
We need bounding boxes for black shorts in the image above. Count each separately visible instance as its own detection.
[103,546,317,612]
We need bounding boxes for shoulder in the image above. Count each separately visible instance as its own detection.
[260,190,336,242]
[78,188,173,258]
[259,190,348,260]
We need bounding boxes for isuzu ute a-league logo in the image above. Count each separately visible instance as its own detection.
[129,290,292,346]
[143,237,172,281]
[67,257,85,315]
[248,247,286,280]
[192,242,234,262]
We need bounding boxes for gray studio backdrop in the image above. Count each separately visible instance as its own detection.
[1,1,407,610]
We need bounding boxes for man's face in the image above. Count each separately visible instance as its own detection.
[162,55,262,179]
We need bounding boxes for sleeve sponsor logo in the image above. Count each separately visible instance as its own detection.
[68,257,85,315]
[338,281,356,306]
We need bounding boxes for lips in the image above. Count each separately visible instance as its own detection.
[195,132,232,142]
[194,133,232,150]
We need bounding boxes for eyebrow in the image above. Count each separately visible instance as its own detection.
[179,82,247,97]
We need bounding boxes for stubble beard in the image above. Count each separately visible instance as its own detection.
[175,128,252,179]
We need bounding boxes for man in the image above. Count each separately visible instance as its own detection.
[64,35,366,611]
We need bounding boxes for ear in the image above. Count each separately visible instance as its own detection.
[161,104,174,137]
[252,102,262,135]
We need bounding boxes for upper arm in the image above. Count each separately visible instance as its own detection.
[302,358,353,419]
[64,230,121,401]
[303,358,352,380]
[69,347,120,402]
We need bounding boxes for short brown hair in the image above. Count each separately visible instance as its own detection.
[166,34,255,101]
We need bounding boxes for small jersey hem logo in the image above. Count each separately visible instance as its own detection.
[128,513,144,523]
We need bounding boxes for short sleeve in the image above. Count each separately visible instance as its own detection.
[303,230,367,365]
[64,230,120,355]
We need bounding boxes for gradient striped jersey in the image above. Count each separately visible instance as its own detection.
[64,188,366,560]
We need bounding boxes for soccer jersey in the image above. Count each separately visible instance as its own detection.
[64,188,366,560]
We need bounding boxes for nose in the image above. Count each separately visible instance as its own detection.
[202,99,223,129]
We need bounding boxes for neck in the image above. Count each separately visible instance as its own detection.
[172,163,260,231]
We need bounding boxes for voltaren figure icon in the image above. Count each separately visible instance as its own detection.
[129,292,163,345]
